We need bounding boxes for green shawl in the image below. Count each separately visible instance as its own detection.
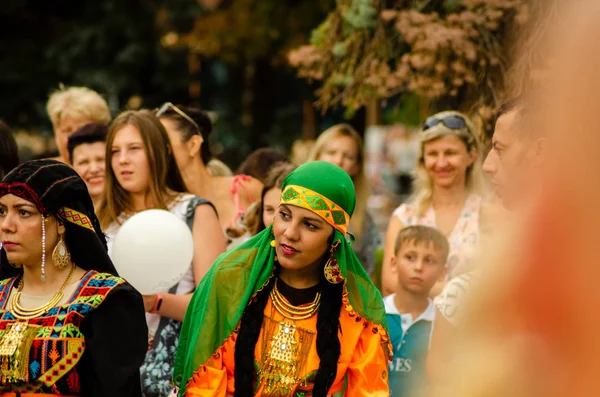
[173,161,388,395]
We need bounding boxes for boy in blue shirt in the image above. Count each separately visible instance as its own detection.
[385,225,449,396]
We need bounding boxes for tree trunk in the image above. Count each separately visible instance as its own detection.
[302,100,316,140]
[366,97,381,127]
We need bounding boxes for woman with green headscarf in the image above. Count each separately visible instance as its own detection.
[174,161,391,396]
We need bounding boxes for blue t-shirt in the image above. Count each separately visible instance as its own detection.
[384,294,435,396]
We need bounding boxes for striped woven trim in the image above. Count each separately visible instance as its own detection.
[57,207,95,232]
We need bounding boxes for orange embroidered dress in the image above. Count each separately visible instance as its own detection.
[185,298,389,396]
[174,162,391,397]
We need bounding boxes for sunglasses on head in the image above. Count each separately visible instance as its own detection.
[155,102,201,134]
[422,115,467,132]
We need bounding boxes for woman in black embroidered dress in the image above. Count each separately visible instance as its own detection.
[0,159,148,396]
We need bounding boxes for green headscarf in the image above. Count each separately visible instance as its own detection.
[173,161,388,395]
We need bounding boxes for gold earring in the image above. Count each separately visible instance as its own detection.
[324,241,343,284]
[52,235,71,270]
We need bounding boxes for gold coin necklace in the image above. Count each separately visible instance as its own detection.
[0,264,76,383]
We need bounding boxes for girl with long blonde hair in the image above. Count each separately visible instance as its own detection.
[309,124,379,276]
[381,111,487,296]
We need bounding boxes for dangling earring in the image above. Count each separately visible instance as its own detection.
[270,239,278,261]
[52,234,71,270]
[324,241,343,284]
[41,215,47,282]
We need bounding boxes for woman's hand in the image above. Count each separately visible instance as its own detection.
[142,294,157,312]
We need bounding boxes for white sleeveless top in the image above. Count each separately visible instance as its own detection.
[392,194,482,278]
[104,193,196,339]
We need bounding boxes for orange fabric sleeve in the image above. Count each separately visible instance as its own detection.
[185,337,236,397]
[344,326,390,397]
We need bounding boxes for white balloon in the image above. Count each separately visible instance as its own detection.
[111,209,194,294]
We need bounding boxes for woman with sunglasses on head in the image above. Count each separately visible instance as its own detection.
[0,159,148,396]
[98,110,226,397]
[174,161,391,397]
[381,111,487,297]
[155,103,262,247]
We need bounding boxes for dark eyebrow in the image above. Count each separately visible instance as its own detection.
[15,203,37,210]
[0,202,37,210]
[304,216,325,225]
[280,204,325,224]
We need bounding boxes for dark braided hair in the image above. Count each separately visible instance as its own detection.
[234,276,275,397]
[233,268,344,396]
[312,279,343,396]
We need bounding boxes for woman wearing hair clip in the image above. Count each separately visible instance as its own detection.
[174,161,391,397]
[0,159,147,396]
[155,103,262,247]
[381,111,487,297]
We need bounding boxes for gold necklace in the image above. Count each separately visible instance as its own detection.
[270,279,321,321]
[9,264,77,320]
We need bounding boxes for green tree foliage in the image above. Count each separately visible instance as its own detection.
[157,0,336,166]
[289,0,528,121]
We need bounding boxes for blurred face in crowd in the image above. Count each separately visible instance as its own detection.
[110,125,151,195]
[262,187,281,229]
[483,108,545,209]
[422,134,474,189]
[318,135,360,179]
[55,116,91,163]
[72,142,106,203]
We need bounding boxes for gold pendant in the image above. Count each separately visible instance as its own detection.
[0,322,29,356]
[269,321,297,364]
[0,321,39,383]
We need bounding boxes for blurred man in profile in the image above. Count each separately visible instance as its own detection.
[483,97,547,210]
